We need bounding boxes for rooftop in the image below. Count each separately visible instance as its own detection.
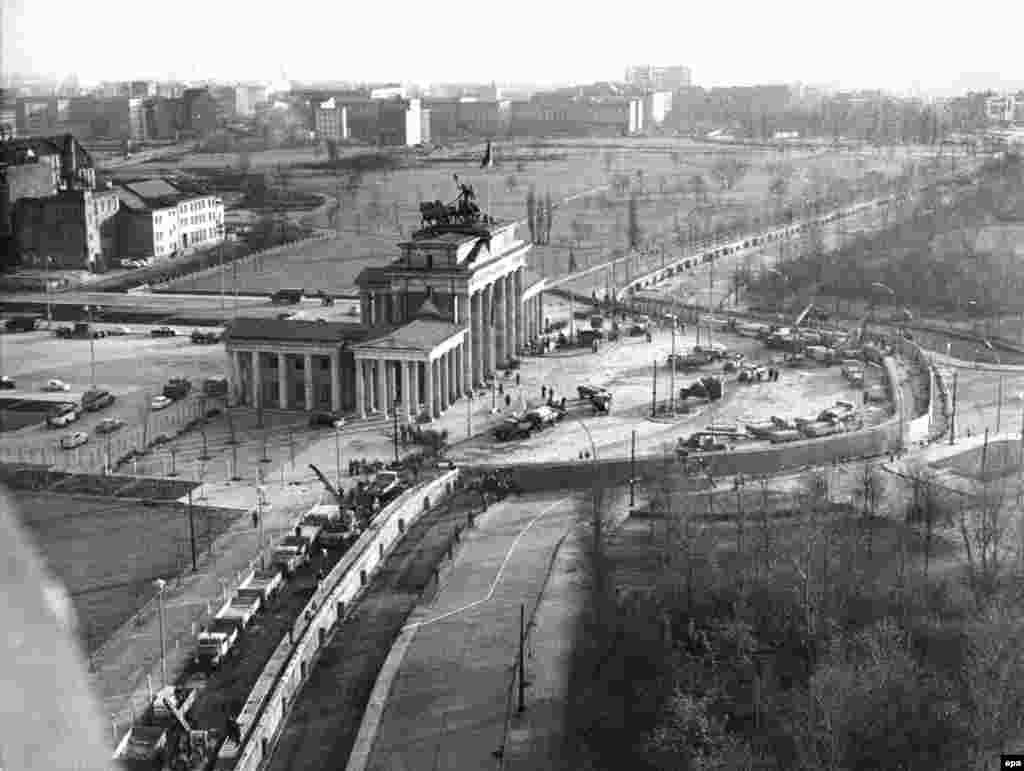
[351,318,465,354]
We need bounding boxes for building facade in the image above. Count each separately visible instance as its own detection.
[625,65,692,91]
[225,210,546,419]
[14,188,120,271]
[115,179,223,257]
[181,89,218,136]
[315,98,349,141]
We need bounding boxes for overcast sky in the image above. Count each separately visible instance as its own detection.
[3,0,1022,95]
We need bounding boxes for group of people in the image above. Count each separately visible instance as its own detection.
[765,367,781,382]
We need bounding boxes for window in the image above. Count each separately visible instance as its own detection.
[296,358,304,371]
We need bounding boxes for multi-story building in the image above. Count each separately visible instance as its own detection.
[455,99,509,137]
[986,94,1016,124]
[181,89,218,136]
[129,81,157,99]
[235,84,269,116]
[0,90,16,138]
[143,98,182,140]
[115,179,223,258]
[14,187,120,271]
[0,135,96,266]
[314,98,349,141]
[15,97,66,135]
[378,98,422,146]
[624,65,692,92]
[60,97,146,141]
[210,86,239,122]
[644,91,673,127]
[423,99,459,141]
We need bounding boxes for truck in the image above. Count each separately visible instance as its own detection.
[239,568,284,603]
[194,618,240,669]
[271,545,307,575]
[215,595,259,631]
[524,405,560,430]
[4,314,39,332]
[493,417,534,441]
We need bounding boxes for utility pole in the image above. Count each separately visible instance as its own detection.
[630,430,637,508]
[466,391,472,438]
[650,360,657,417]
[88,305,97,389]
[393,404,399,465]
[997,374,1004,434]
[187,488,197,571]
[949,370,958,445]
[669,322,676,415]
[335,424,342,490]
[517,603,527,713]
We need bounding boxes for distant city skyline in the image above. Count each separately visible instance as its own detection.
[3,0,1022,98]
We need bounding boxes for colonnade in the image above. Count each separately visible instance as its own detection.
[354,343,466,421]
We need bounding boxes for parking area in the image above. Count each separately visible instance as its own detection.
[0,323,230,461]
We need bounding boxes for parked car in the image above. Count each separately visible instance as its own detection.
[95,417,125,434]
[163,378,192,400]
[46,403,79,428]
[150,395,172,411]
[60,431,89,450]
[202,377,229,397]
[367,470,403,502]
[0,376,14,389]
[82,389,115,412]
[493,417,534,441]
[42,379,71,392]
[54,325,74,339]
[105,326,132,336]
[118,258,139,269]
[577,384,609,401]
[309,411,345,428]
[150,326,176,337]
[190,330,221,344]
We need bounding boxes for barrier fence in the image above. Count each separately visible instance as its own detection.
[221,470,460,771]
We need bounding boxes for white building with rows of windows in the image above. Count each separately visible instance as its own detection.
[115,179,224,259]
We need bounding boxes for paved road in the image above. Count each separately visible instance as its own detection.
[351,492,579,771]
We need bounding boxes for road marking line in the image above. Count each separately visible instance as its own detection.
[403,495,572,631]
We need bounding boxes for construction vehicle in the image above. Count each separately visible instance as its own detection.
[367,469,403,503]
[195,618,239,669]
[271,545,306,576]
[493,416,535,441]
[679,376,724,402]
[214,594,259,631]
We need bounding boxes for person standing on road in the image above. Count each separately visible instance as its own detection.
[542,385,547,400]
[515,372,521,387]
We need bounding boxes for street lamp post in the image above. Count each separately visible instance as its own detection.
[334,422,342,490]
[154,579,168,688]
[218,224,226,312]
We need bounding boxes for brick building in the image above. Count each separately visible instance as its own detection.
[14,188,120,271]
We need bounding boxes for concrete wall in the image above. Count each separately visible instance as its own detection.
[616,197,894,302]
[220,470,460,771]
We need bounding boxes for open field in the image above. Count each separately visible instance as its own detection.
[11,490,237,653]
[146,139,937,296]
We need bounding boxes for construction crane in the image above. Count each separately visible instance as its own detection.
[309,463,345,511]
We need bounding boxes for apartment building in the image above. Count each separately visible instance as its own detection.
[14,188,120,271]
[315,97,349,141]
[115,179,223,258]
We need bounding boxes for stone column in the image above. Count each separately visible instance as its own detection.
[454,344,462,399]
[484,283,495,378]
[452,294,460,325]
[433,359,442,417]
[536,292,544,336]
[447,350,456,404]
[471,291,481,388]
[504,273,515,362]
[425,359,435,419]
[387,360,397,408]
[376,359,388,417]
[494,278,506,367]
[277,353,288,409]
[441,352,450,411]
[231,350,244,404]
[514,269,523,355]
[355,359,366,419]
[251,351,262,409]
[303,353,314,411]
[330,351,341,412]
[402,360,413,423]
[360,292,370,325]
